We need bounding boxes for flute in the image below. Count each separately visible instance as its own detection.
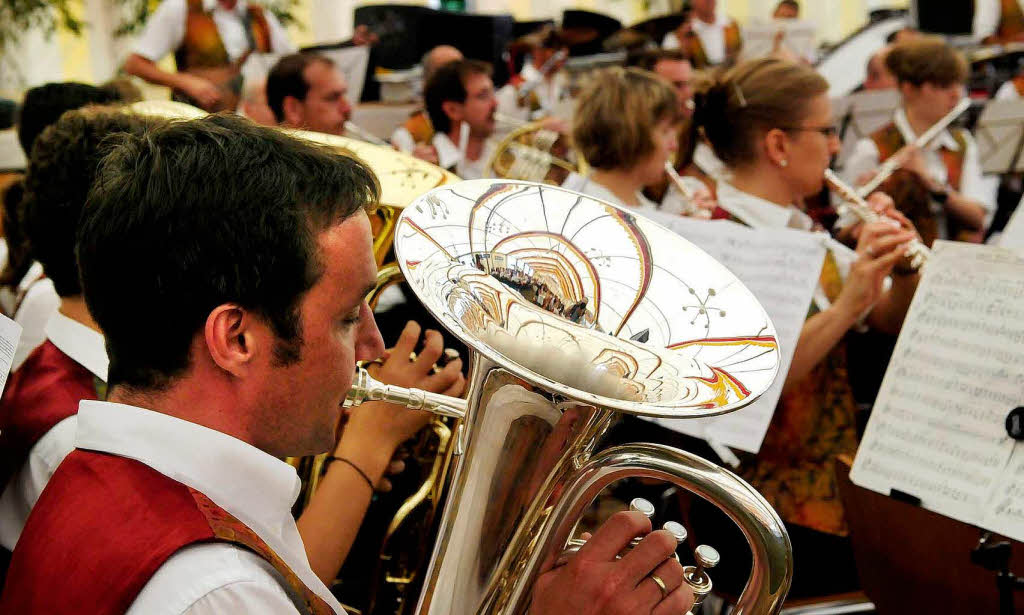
[824,169,930,270]
[343,121,389,146]
[856,97,972,199]
[664,162,699,216]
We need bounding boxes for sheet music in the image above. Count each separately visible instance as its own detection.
[741,20,817,63]
[851,241,1024,542]
[0,313,21,397]
[641,215,826,453]
[999,194,1024,256]
[974,99,1024,174]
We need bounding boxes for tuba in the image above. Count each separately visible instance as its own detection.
[347,179,793,614]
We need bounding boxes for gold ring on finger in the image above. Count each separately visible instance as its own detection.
[649,573,669,600]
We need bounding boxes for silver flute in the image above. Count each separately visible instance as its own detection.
[825,169,930,270]
[664,162,699,216]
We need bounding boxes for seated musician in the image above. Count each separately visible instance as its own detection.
[863,45,896,91]
[566,67,715,217]
[266,53,351,136]
[685,56,922,599]
[772,0,799,19]
[662,0,742,69]
[842,38,991,245]
[123,0,295,111]
[423,59,498,179]
[4,82,125,370]
[0,108,463,589]
[0,114,693,615]
[390,45,465,165]
[974,0,1024,44]
[496,26,571,122]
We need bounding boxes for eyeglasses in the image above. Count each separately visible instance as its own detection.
[781,124,839,138]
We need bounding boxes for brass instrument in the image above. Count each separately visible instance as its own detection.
[856,97,972,199]
[487,120,587,186]
[349,178,792,614]
[825,169,930,270]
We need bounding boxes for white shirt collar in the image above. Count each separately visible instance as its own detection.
[44,311,108,381]
[521,62,544,83]
[716,181,814,230]
[432,132,461,172]
[74,400,342,611]
[894,107,959,152]
[203,0,249,16]
[693,12,729,30]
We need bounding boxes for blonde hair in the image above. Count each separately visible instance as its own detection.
[885,36,967,87]
[572,67,681,171]
[685,57,828,168]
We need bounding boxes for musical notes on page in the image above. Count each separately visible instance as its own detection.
[851,241,1024,542]
[641,215,826,454]
[0,313,21,398]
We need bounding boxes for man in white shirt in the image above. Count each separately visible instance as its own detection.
[267,53,352,136]
[662,0,742,68]
[496,27,571,122]
[423,59,499,179]
[974,0,1024,44]
[1,115,692,614]
[123,0,295,110]
[389,44,464,164]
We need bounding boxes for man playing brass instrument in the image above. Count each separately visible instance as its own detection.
[0,115,692,614]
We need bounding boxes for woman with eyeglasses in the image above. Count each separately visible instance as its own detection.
[682,57,923,600]
[842,37,991,245]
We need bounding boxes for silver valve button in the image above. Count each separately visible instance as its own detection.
[629,497,656,518]
[662,521,688,544]
[694,544,720,570]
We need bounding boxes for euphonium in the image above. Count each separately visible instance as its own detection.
[360,178,793,614]
[487,120,587,186]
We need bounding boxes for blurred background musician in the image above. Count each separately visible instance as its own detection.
[423,59,499,179]
[122,0,295,111]
[863,45,897,91]
[266,52,351,136]
[772,0,800,20]
[496,26,573,122]
[841,38,990,247]
[390,45,465,165]
[662,0,742,69]
[975,0,1024,44]
[686,57,922,601]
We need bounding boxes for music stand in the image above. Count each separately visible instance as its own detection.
[832,89,901,170]
[740,19,817,63]
[834,456,1024,614]
[974,99,1024,175]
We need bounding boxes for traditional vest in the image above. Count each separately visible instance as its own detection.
[996,0,1024,43]
[719,211,858,536]
[403,109,435,145]
[174,0,272,71]
[0,450,335,614]
[0,341,100,490]
[683,20,742,69]
[870,122,971,246]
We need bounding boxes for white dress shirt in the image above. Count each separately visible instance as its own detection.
[995,79,1022,101]
[716,180,872,315]
[840,108,993,237]
[0,312,108,551]
[133,0,295,64]
[662,14,732,65]
[69,400,346,614]
[11,262,59,371]
[390,125,417,153]
[561,172,659,212]
[496,63,569,121]
[432,132,493,180]
[974,0,1024,41]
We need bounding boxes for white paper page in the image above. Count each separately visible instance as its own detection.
[0,313,22,395]
[982,445,1024,542]
[998,194,1024,256]
[851,241,1024,534]
[640,215,825,453]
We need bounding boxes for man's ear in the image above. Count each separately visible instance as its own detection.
[282,95,305,127]
[441,100,463,124]
[204,304,258,377]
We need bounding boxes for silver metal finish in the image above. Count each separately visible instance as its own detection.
[350,179,793,614]
[630,497,656,517]
[663,520,688,544]
[345,366,467,419]
[694,544,721,570]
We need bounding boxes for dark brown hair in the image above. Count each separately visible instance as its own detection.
[885,36,968,87]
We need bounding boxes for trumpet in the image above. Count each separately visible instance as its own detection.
[856,97,972,199]
[664,162,700,217]
[369,178,792,614]
[825,169,930,270]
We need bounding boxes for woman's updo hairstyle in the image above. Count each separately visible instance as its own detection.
[684,57,828,168]
[885,36,967,87]
[572,66,681,171]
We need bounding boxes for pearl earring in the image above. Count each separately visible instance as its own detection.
[780,159,788,167]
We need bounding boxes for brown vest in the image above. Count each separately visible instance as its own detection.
[683,19,742,69]
[996,0,1024,43]
[174,0,272,72]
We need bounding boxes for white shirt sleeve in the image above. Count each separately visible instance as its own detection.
[974,0,1002,41]
[263,9,295,54]
[662,31,680,49]
[129,544,306,615]
[132,0,189,62]
[495,84,530,121]
[390,126,416,153]
[958,132,995,212]
[995,80,1021,100]
[12,278,59,371]
[834,137,881,230]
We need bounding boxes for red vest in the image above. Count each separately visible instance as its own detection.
[0,450,335,614]
[0,341,98,490]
